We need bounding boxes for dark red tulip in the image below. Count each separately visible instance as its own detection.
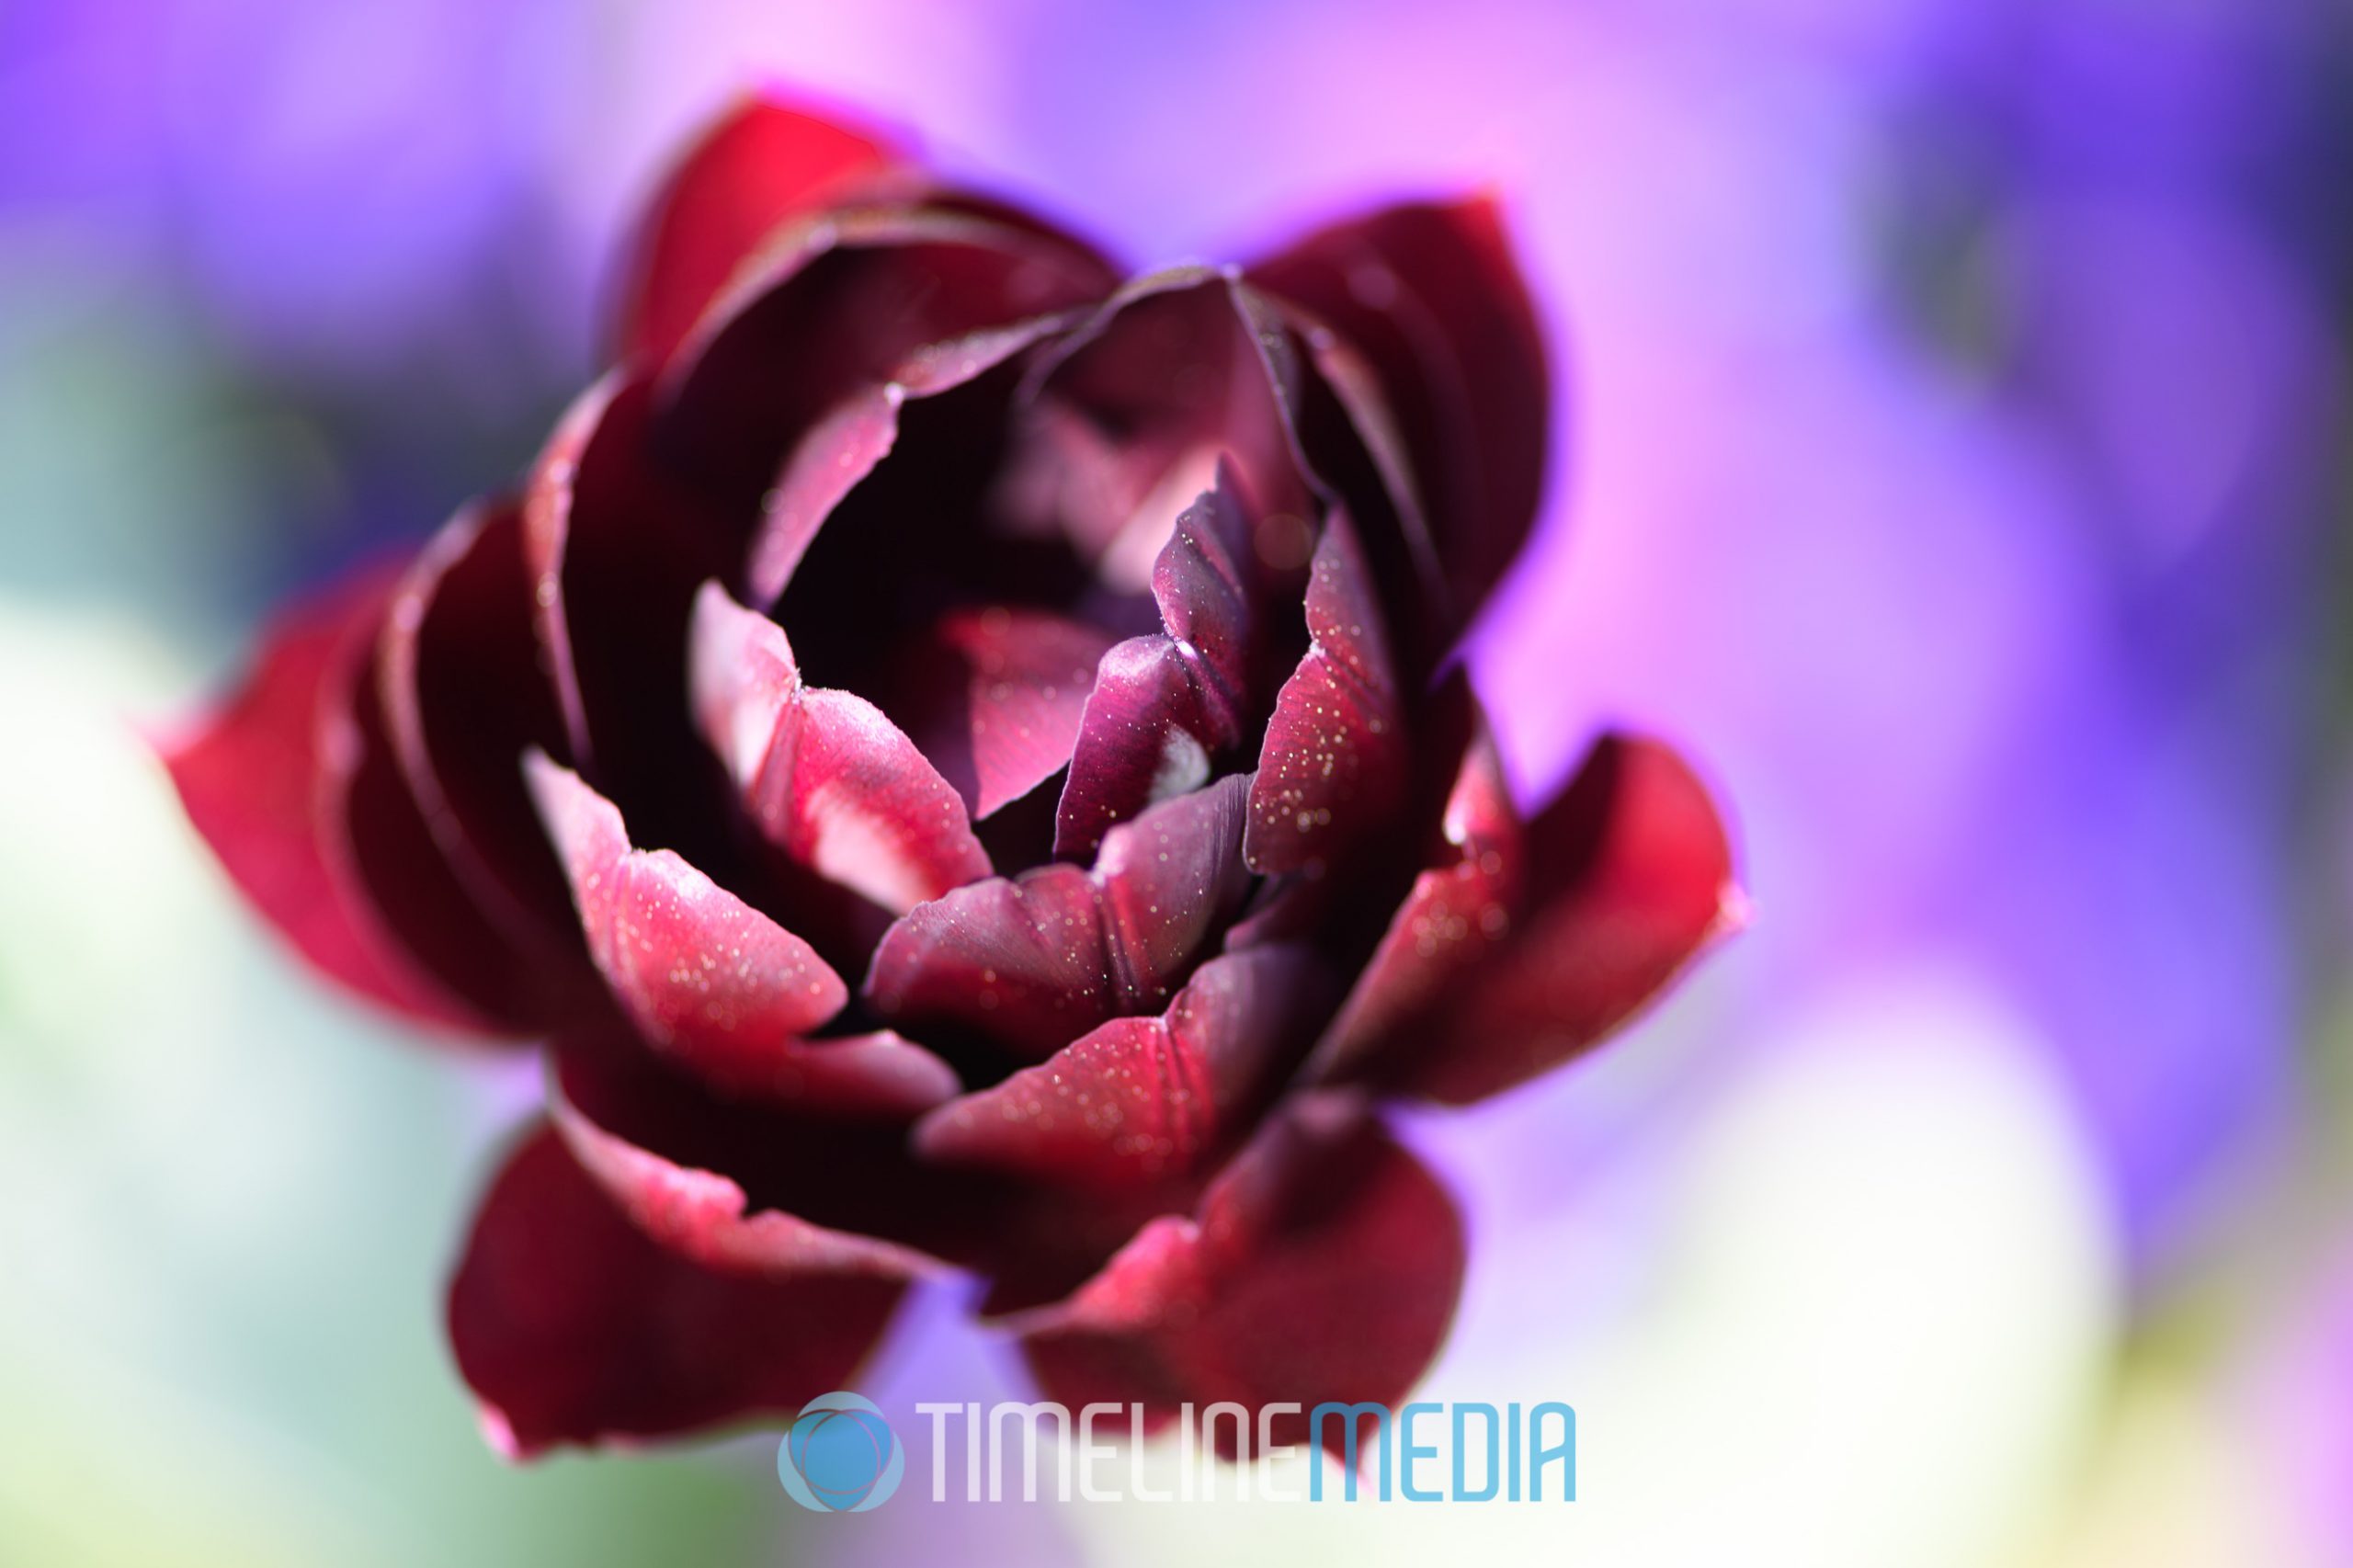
[165,89,1741,1458]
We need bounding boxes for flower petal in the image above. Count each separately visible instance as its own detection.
[1250,197,1551,626]
[1321,732,1741,1105]
[1303,719,1522,1086]
[378,500,584,962]
[618,90,902,369]
[1013,1095,1465,1458]
[745,313,1080,608]
[161,567,478,1029]
[321,645,578,1032]
[548,1040,963,1275]
[690,583,992,915]
[883,607,1117,820]
[1054,472,1305,858]
[866,774,1256,1061]
[447,1124,907,1459]
[744,381,902,608]
[520,375,749,879]
[913,946,1328,1187]
[1008,269,1318,583]
[526,756,958,1118]
[1245,507,1409,877]
[660,206,1117,506]
[1051,635,1222,862]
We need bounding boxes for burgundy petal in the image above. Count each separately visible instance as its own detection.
[448,1124,907,1459]
[1304,721,1522,1086]
[1324,732,1741,1106]
[618,90,902,369]
[322,645,574,1033]
[882,607,1117,820]
[378,500,584,961]
[745,313,1080,608]
[161,567,476,1029]
[1245,507,1409,877]
[1008,270,1318,584]
[866,774,1255,1061]
[1014,1096,1465,1458]
[744,381,902,607]
[1051,635,1222,862]
[549,1039,979,1275]
[690,583,991,915]
[1250,197,1551,625]
[1055,472,1305,858]
[660,206,1118,506]
[913,946,1327,1187]
[520,375,747,881]
[527,756,958,1118]
[548,1050,946,1278]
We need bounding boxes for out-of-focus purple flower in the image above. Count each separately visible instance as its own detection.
[0,0,586,383]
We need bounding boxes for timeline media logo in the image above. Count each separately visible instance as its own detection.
[777,1392,904,1513]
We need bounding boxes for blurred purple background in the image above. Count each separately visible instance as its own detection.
[3,1,2347,1563]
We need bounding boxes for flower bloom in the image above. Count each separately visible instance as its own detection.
[166,91,1740,1457]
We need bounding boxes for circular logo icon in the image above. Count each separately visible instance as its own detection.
[778,1392,903,1513]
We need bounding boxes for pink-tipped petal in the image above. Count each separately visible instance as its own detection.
[526,756,958,1118]
[690,583,992,915]
[1245,508,1408,877]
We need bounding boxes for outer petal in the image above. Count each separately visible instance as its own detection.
[1245,507,1409,877]
[865,775,1255,1061]
[551,1036,1200,1326]
[912,946,1328,1187]
[1013,1096,1465,1458]
[378,500,584,960]
[549,1040,972,1275]
[1250,197,1551,626]
[690,583,992,915]
[618,90,901,368]
[1304,719,1521,1086]
[323,653,572,1032]
[161,567,475,1029]
[1321,731,1741,1106]
[520,375,752,880]
[448,1124,907,1459]
[527,756,959,1119]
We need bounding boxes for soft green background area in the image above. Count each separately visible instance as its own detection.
[0,252,783,1567]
